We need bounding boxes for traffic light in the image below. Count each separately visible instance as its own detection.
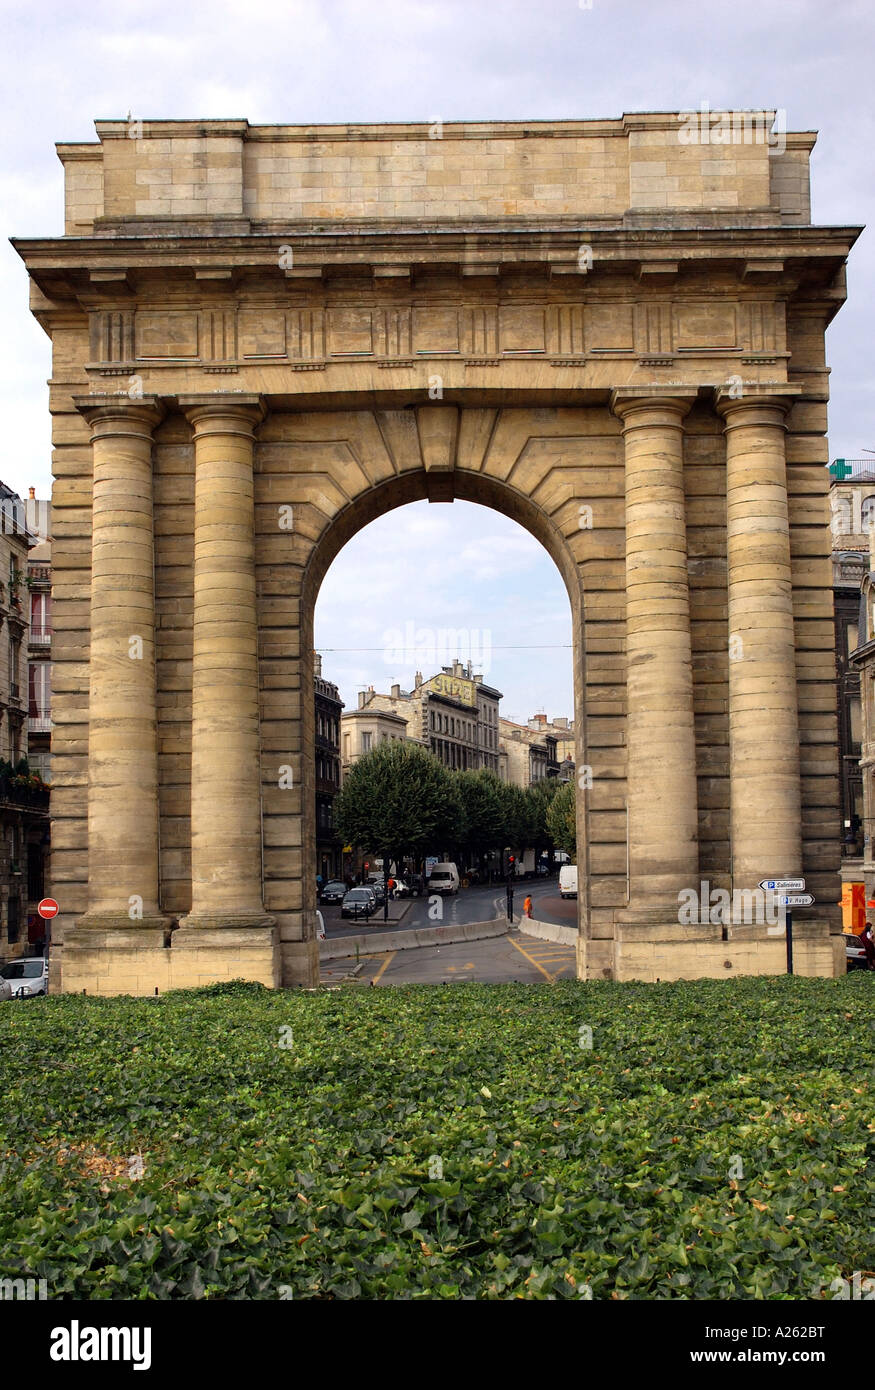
[364,861,369,872]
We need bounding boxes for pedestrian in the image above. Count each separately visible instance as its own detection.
[523,894,533,919]
[387,875,395,900]
[862,920,875,971]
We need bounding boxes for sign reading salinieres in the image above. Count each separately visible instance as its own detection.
[759,878,806,892]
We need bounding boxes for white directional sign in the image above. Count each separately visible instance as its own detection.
[777,894,814,907]
[759,879,806,892]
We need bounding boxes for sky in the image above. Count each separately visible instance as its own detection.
[0,0,872,716]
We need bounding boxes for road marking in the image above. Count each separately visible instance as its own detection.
[370,951,396,984]
[508,935,558,982]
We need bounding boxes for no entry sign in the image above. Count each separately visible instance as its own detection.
[37,898,59,919]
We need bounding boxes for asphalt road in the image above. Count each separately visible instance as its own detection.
[319,930,577,986]
[321,877,578,938]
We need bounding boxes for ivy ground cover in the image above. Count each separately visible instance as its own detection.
[1,975,873,1299]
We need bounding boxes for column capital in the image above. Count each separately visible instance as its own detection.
[713,383,801,425]
[73,394,164,438]
[610,388,698,425]
[178,393,266,437]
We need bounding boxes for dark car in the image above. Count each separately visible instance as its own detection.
[319,880,347,905]
[366,876,387,905]
[341,887,377,920]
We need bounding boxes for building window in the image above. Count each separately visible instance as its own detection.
[862,496,875,534]
[847,622,859,658]
[361,732,372,752]
[27,845,44,902]
[850,696,862,747]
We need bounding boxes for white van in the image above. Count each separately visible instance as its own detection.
[559,864,578,899]
[427,862,460,895]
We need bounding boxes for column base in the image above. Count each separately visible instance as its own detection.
[59,920,280,995]
[280,937,321,989]
[170,924,279,990]
[607,915,840,981]
[75,911,174,934]
[177,911,276,931]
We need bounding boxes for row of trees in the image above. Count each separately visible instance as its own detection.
[335,740,577,878]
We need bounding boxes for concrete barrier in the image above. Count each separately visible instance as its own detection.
[518,916,578,947]
[319,917,510,961]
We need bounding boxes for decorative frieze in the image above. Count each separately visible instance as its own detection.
[87,296,787,373]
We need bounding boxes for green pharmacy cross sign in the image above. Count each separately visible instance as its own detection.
[829,459,853,479]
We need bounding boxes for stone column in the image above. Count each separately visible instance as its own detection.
[716,388,802,886]
[178,396,275,930]
[611,391,699,911]
[73,395,167,931]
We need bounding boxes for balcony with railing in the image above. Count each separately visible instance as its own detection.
[28,714,51,734]
[29,625,51,647]
[829,459,875,482]
[0,772,49,812]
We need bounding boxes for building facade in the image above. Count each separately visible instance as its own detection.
[499,715,561,787]
[828,460,875,875]
[341,706,411,773]
[16,112,857,990]
[357,661,501,774]
[314,653,343,883]
[0,484,50,961]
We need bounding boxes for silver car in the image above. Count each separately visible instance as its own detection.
[0,957,49,998]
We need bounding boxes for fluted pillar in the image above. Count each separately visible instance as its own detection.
[612,390,699,910]
[715,388,802,886]
[178,395,275,929]
[74,395,167,930]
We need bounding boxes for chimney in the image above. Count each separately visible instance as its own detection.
[414,671,422,688]
[358,690,367,708]
[314,651,322,677]
[28,487,35,499]
[391,684,400,698]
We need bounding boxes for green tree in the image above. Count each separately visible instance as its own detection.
[546,779,577,858]
[525,777,563,855]
[335,741,461,877]
[455,769,506,870]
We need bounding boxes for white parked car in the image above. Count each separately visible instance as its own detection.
[0,956,49,998]
[0,976,12,1003]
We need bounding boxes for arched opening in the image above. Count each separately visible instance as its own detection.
[284,432,592,984]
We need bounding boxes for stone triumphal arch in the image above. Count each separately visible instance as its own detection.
[15,114,859,993]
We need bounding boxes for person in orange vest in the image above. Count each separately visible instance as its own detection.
[523,894,533,919]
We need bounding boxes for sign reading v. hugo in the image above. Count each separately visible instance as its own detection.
[426,673,477,707]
